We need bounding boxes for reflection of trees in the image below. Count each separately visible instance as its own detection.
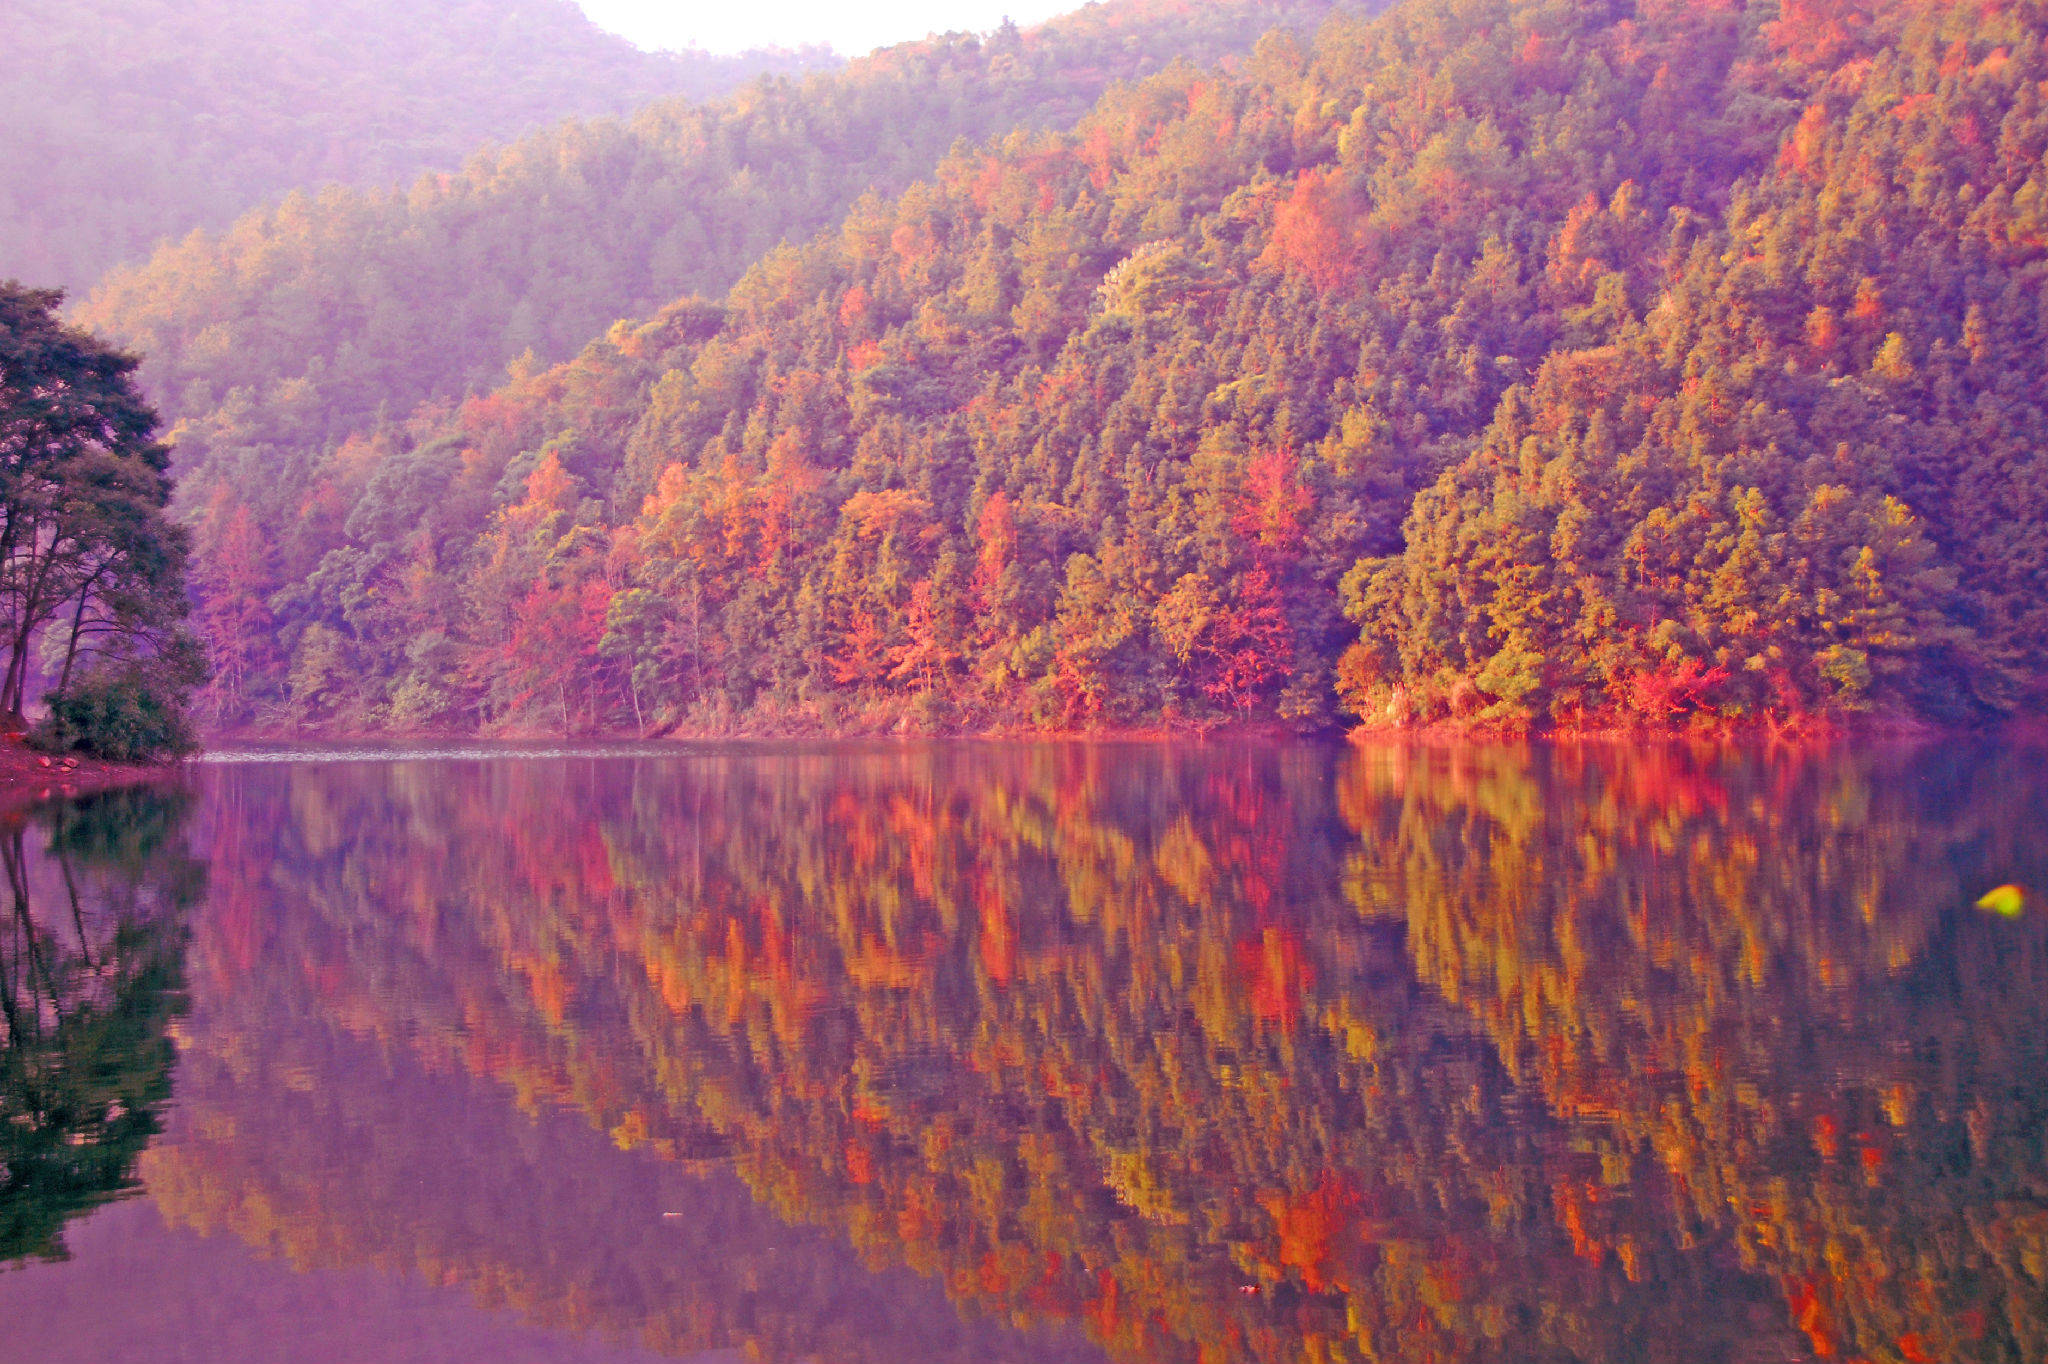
[158,758,1104,1364]
[0,790,199,1266]
[1345,741,2048,1364]
[173,741,2048,1363]
[143,1015,1095,1364]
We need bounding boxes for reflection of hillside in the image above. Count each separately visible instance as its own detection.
[173,742,2048,1363]
[0,791,199,1266]
[145,1012,1095,1363]
[1346,741,2048,1364]
[170,762,1101,1364]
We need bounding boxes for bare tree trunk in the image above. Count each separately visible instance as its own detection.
[57,590,91,696]
[0,626,25,720]
[5,529,54,716]
[689,585,704,704]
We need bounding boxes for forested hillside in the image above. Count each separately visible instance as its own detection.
[77,0,1361,488]
[0,0,830,292]
[114,0,2048,737]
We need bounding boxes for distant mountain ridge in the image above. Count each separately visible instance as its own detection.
[0,0,835,292]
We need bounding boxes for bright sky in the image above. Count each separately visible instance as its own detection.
[575,1,1077,56]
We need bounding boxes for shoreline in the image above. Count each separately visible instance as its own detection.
[192,711,2035,753]
[3,714,2032,797]
[199,713,1321,748]
[0,738,183,810]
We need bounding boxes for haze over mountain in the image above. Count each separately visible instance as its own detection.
[0,0,834,292]
[575,0,1076,59]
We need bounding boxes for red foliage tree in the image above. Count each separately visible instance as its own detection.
[1203,567,1294,712]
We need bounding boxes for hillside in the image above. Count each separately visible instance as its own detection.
[76,0,1369,507]
[161,0,2048,738]
[0,0,832,293]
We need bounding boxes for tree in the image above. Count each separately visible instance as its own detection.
[191,495,278,723]
[0,282,201,753]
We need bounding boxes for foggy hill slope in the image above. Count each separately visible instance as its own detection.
[0,0,833,292]
[75,0,1372,474]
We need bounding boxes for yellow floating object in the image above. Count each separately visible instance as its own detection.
[1976,884,2026,918]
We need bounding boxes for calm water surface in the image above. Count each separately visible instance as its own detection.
[1,740,2045,1363]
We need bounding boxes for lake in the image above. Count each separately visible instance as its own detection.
[0,739,2044,1363]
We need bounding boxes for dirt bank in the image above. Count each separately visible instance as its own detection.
[0,737,181,808]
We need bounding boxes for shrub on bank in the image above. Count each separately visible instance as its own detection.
[33,668,199,763]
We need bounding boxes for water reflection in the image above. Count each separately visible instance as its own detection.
[1346,743,2048,1364]
[0,790,199,1265]
[17,740,2048,1363]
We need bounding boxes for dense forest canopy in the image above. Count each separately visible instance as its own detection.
[0,0,834,293]
[67,0,2048,738]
